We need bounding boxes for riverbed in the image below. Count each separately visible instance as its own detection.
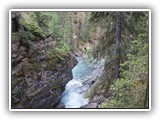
[61,57,105,108]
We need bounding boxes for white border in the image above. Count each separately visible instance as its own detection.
[9,9,151,111]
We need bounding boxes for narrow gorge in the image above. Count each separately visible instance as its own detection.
[11,11,149,109]
[12,32,77,108]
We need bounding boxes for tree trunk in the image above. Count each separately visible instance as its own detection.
[114,12,121,79]
[144,83,149,108]
[77,13,82,48]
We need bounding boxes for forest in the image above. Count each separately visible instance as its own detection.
[11,10,149,109]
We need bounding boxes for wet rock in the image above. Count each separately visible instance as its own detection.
[11,33,77,109]
[92,95,106,103]
[12,53,17,58]
[55,102,65,108]
[19,46,26,51]
[80,103,98,108]
[19,51,27,56]
[12,42,19,51]
[60,56,105,108]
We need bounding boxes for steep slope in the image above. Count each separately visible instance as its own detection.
[11,32,77,108]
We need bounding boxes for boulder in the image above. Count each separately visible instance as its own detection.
[80,103,98,108]
[12,42,19,51]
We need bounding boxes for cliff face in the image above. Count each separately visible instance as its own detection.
[11,33,77,109]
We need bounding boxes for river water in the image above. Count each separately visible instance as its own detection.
[61,57,104,108]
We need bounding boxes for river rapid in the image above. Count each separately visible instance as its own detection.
[61,57,105,108]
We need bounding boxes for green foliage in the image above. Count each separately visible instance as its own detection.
[80,13,96,42]
[19,27,34,41]
[100,34,148,108]
[83,48,94,63]
[18,13,45,54]
[47,12,74,42]
[100,78,133,108]
[48,13,62,39]
[47,12,76,53]
[19,16,43,40]
[15,11,77,66]
[25,22,43,37]
[88,11,149,108]
[47,40,70,66]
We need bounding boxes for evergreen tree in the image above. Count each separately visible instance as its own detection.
[89,11,149,108]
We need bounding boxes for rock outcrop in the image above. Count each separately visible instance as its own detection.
[11,33,77,109]
[80,102,98,108]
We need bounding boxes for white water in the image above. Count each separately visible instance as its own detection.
[61,57,105,108]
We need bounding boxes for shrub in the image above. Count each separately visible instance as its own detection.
[47,41,70,66]
[100,34,148,108]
